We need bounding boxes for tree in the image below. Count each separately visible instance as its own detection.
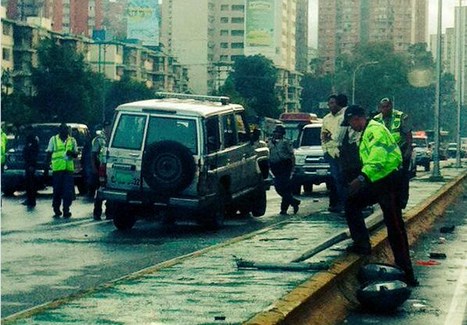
[228,55,280,118]
[32,39,102,125]
[105,75,154,118]
[300,73,333,117]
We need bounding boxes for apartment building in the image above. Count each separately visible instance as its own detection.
[161,0,302,112]
[295,0,309,73]
[318,0,428,74]
[4,0,103,37]
[1,8,189,98]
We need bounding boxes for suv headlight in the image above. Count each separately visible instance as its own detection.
[295,154,306,165]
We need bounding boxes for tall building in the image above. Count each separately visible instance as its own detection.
[295,0,308,73]
[318,0,428,74]
[161,0,301,111]
[4,0,104,37]
[454,5,467,103]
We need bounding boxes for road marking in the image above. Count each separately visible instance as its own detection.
[444,254,467,325]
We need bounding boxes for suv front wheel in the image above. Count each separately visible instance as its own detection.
[198,186,226,230]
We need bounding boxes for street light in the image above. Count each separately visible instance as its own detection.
[352,61,379,104]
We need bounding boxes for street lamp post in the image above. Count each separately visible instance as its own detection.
[431,0,443,181]
[352,61,379,104]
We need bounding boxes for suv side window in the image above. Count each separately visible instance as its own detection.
[222,113,237,148]
[206,116,220,153]
[112,114,147,150]
[235,112,250,143]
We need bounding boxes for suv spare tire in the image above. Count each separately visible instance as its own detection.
[142,140,196,195]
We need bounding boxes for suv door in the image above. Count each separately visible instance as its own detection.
[106,113,147,191]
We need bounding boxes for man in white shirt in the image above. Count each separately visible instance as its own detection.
[321,94,346,213]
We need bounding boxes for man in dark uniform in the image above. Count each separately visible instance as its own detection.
[342,105,418,287]
[22,126,39,208]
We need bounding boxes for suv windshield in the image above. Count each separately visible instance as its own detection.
[413,138,427,147]
[300,127,321,146]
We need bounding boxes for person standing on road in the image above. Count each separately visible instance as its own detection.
[22,126,39,208]
[91,121,111,220]
[341,105,418,287]
[45,123,78,218]
[321,94,347,213]
[373,97,413,209]
[1,126,8,172]
[268,125,300,215]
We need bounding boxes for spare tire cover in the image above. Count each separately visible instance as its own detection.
[142,140,196,194]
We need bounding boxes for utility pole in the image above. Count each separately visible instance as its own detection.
[455,0,464,168]
[431,0,444,181]
[352,61,378,104]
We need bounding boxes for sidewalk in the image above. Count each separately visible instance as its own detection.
[3,166,466,325]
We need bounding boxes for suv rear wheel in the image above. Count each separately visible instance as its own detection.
[251,184,267,217]
[107,202,136,230]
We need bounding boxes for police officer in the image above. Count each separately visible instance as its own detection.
[342,105,418,287]
[91,121,110,220]
[46,123,78,218]
[268,125,300,215]
[373,98,413,209]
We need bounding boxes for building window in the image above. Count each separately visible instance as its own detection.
[231,30,244,36]
[231,17,244,24]
[232,5,244,11]
[221,4,229,11]
[2,48,11,61]
[220,55,229,61]
[220,30,229,36]
[231,42,244,49]
[220,42,229,48]
[220,17,229,23]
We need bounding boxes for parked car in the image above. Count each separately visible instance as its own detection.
[412,132,431,171]
[2,123,91,196]
[98,93,269,231]
[292,123,332,194]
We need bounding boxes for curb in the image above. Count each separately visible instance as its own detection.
[244,171,467,325]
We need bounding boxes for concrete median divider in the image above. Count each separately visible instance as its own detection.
[244,170,466,325]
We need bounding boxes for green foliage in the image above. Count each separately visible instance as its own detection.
[300,73,333,117]
[105,76,154,118]
[229,55,280,118]
[31,39,101,125]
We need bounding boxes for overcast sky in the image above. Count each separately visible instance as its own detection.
[308,0,459,48]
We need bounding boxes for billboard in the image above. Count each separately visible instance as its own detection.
[127,0,159,46]
[245,0,275,55]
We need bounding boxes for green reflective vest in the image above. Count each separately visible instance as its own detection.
[359,120,402,182]
[373,109,404,147]
[51,135,75,172]
[1,130,7,165]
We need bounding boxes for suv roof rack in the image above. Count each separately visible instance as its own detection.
[155,92,230,105]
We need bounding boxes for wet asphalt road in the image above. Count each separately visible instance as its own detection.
[1,184,330,318]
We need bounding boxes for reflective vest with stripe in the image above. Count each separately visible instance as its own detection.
[373,109,404,147]
[359,120,402,182]
[51,135,75,172]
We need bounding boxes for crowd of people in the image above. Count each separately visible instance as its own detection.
[1,94,418,286]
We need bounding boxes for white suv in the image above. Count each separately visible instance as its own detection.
[99,93,269,230]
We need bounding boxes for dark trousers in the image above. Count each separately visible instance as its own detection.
[25,166,36,205]
[52,171,74,212]
[400,158,411,209]
[345,170,415,278]
[271,160,299,212]
[325,153,345,209]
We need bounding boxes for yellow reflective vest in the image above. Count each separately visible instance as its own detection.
[359,120,402,182]
[1,130,7,165]
[51,135,76,172]
[373,109,404,147]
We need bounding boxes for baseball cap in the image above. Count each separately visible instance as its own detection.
[341,105,366,126]
[379,97,391,104]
